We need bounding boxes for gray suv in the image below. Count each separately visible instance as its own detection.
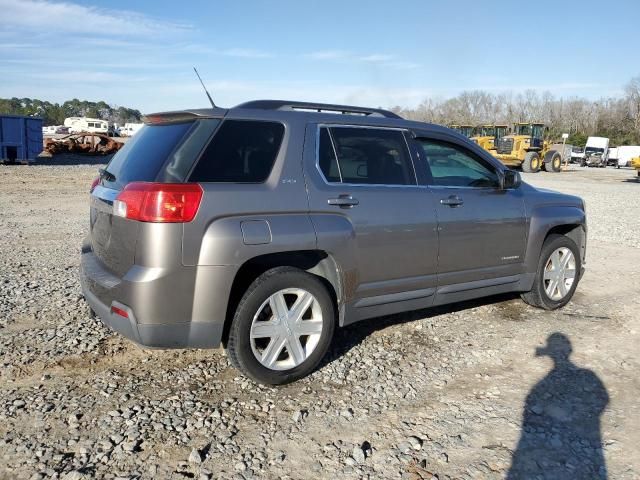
[81,100,586,384]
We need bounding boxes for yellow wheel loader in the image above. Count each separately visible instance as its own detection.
[470,124,509,152]
[450,124,474,138]
[631,156,640,178]
[493,123,562,173]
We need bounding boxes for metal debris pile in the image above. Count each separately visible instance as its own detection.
[43,132,124,156]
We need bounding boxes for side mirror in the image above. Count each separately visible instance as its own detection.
[501,169,521,190]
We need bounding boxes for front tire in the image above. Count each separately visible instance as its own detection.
[544,150,562,172]
[522,152,541,173]
[226,267,335,385]
[521,234,581,310]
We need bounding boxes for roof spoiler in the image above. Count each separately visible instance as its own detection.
[142,108,226,125]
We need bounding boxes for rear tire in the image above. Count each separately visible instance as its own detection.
[522,152,541,173]
[544,150,562,172]
[521,234,581,310]
[226,267,335,385]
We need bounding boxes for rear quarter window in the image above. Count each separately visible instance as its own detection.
[189,120,285,183]
[102,122,196,190]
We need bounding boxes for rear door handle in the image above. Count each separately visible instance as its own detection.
[440,195,464,207]
[328,194,359,208]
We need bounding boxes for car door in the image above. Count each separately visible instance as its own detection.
[303,123,439,322]
[413,135,527,289]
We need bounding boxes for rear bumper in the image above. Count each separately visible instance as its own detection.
[80,246,231,349]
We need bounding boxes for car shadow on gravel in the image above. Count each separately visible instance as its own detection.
[320,292,520,369]
[507,333,609,479]
[34,153,112,166]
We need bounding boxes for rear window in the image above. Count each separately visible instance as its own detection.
[101,120,219,190]
[189,120,284,183]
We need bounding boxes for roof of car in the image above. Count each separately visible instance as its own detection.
[143,99,459,137]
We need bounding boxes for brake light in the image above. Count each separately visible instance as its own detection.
[90,176,100,192]
[110,305,129,319]
[113,182,203,223]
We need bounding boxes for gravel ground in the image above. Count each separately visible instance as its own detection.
[1,159,639,480]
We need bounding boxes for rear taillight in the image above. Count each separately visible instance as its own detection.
[113,182,203,223]
[90,176,100,192]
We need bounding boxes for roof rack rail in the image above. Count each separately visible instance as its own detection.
[234,100,402,119]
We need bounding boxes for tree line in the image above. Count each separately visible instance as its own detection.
[391,76,640,146]
[0,98,142,126]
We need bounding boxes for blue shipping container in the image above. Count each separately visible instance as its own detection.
[0,115,44,163]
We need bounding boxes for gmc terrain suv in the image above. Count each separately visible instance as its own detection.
[81,100,586,384]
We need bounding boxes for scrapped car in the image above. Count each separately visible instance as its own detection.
[81,100,587,384]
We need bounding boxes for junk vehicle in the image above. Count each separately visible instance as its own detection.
[0,114,43,164]
[470,124,509,152]
[493,122,562,173]
[581,137,609,168]
[64,117,109,134]
[570,146,585,164]
[80,99,587,384]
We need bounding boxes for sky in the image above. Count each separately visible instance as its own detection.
[1,0,639,114]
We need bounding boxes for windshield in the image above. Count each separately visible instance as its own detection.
[460,127,473,137]
[516,124,532,136]
[495,126,508,140]
[585,147,604,154]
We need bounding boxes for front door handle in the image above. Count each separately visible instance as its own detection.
[440,195,464,207]
[328,194,359,208]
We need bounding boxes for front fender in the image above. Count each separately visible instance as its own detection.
[524,205,586,274]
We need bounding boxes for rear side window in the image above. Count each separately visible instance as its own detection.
[102,122,196,190]
[318,126,415,185]
[189,120,285,183]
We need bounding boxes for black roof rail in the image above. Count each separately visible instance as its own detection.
[234,100,402,119]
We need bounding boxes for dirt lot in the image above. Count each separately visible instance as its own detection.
[1,160,639,480]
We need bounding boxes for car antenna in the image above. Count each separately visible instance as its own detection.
[193,67,216,108]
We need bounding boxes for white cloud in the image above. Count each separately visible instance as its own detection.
[305,50,352,60]
[305,50,421,70]
[358,54,394,63]
[0,0,190,36]
[221,48,274,59]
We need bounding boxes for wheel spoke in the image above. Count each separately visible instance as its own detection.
[288,291,314,323]
[546,279,558,298]
[286,337,306,366]
[543,268,556,281]
[560,249,573,269]
[550,251,561,271]
[261,336,286,367]
[294,319,323,336]
[563,268,576,280]
[558,279,568,298]
[250,321,280,339]
[269,292,288,319]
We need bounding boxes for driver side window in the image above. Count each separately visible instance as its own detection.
[418,138,499,188]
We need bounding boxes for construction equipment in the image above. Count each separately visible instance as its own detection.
[631,156,640,177]
[493,122,562,173]
[43,132,124,156]
[450,124,474,138]
[470,124,509,152]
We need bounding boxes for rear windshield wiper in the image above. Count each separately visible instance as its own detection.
[98,168,116,182]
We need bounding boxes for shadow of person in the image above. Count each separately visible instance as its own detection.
[507,333,609,480]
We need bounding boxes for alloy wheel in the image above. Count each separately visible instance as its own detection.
[250,288,323,370]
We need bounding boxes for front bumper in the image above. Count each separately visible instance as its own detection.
[80,247,228,349]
